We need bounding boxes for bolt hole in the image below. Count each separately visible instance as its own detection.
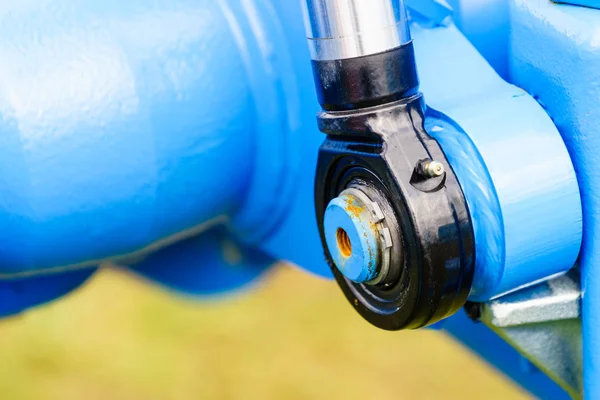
[337,228,352,258]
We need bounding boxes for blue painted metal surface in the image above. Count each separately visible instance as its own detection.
[242,0,328,278]
[405,0,452,25]
[128,226,274,297]
[323,193,379,283]
[505,1,600,396]
[555,0,600,8]
[415,21,580,399]
[0,268,96,317]
[446,0,510,79]
[0,0,323,300]
[414,23,582,301]
[0,0,256,275]
[0,0,591,398]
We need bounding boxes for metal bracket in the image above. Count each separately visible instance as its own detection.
[477,270,582,398]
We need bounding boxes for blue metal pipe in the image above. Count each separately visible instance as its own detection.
[0,0,298,276]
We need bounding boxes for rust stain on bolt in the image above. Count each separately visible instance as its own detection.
[344,197,365,219]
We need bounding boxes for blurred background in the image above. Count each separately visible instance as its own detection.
[0,265,530,399]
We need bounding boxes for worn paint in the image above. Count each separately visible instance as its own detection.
[323,193,381,283]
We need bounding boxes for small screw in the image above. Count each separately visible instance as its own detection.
[421,160,445,178]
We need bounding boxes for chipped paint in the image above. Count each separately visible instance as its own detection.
[323,189,387,283]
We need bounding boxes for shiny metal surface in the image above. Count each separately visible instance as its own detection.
[479,270,582,398]
[302,0,410,60]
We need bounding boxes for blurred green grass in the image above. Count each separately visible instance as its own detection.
[0,265,530,399]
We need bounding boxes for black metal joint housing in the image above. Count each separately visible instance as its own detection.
[314,94,476,330]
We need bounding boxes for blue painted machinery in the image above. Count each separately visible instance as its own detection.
[0,0,596,397]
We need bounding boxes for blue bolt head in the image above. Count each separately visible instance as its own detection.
[323,188,385,283]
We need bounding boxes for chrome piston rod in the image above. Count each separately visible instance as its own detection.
[302,0,411,61]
